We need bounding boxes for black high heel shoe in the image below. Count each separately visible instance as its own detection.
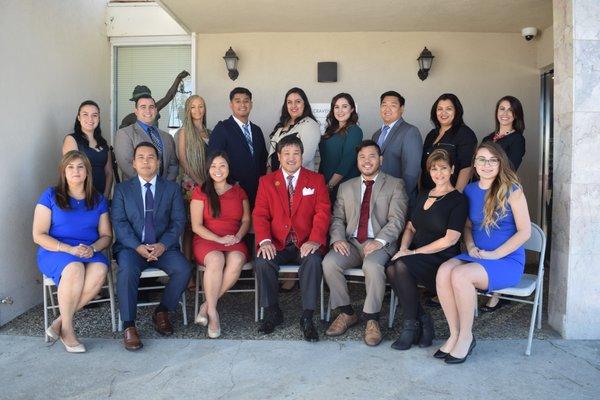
[444,337,476,364]
[433,349,449,359]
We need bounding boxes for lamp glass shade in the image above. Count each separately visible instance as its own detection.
[417,47,434,71]
[223,47,238,71]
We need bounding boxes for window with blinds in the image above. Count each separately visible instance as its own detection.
[114,45,192,135]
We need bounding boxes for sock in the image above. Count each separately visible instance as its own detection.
[364,312,380,321]
[302,309,314,320]
[123,321,135,329]
[338,304,354,315]
[155,303,168,314]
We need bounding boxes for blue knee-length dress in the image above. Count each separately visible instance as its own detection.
[454,182,525,292]
[36,187,109,285]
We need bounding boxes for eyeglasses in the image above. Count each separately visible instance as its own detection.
[475,157,500,167]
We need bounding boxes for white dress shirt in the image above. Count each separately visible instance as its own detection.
[233,115,253,142]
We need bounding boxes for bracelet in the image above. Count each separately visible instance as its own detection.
[57,242,62,252]
[412,249,417,255]
[91,246,97,253]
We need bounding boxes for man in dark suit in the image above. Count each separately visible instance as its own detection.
[112,142,190,351]
[372,91,423,208]
[253,135,331,342]
[114,95,179,181]
[208,87,267,208]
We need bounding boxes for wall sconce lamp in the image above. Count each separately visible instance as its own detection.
[223,47,239,81]
[417,47,434,81]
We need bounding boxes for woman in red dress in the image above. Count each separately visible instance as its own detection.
[190,151,250,338]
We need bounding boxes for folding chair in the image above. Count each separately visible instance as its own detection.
[325,268,397,329]
[477,222,546,355]
[258,265,325,320]
[194,262,259,322]
[42,271,117,342]
[115,264,188,331]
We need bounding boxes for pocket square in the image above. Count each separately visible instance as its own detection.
[302,187,315,196]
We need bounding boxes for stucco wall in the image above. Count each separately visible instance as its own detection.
[537,25,555,69]
[0,0,110,325]
[196,31,541,220]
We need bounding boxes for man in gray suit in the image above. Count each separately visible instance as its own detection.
[323,140,408,346]
[372,91,422,208]
[114,94,179,181]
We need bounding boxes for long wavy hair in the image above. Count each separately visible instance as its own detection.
[181,95,208,184]
[270,87,317,138]
[72,100,108,149]
[201,151,234,218]
[473,142,522,233]
[494,95,525,134]
[323,93,359,140]
[55,151,98,210]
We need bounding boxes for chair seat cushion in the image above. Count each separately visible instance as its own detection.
[495,274,537,297]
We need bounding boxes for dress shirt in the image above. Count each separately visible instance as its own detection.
[138,174,157,242]
[352,174,386,246]
[380,118,399,135]
[233,116,253,140]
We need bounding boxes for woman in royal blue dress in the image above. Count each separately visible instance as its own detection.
[435,141,531,364]
[32,151,113,353]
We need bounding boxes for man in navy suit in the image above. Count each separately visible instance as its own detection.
[208,87,267,208]
[112,142,190,351]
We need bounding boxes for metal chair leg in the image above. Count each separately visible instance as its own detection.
[388,290,396,329]
[320,278,325,321]
[181,291,188,326]
[49,284,57,318]
[194,266,200,321]
[254,272,259,322]
[107,270,117,332]
[43,283,49,342]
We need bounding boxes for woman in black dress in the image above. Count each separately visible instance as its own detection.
[62,100,113,198]
[480,95,526,312]
[386,149,468,350]
[420,93,477,192]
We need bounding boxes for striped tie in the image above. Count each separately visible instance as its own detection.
[242,124,254,156]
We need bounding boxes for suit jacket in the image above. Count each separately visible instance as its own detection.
[253,168,331,252]
[330,173,407,255]
[114,122,179,182]
[111,175,185,254]
[208,116,268,206]
[372,118,423,207]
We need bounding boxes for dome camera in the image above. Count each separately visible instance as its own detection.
[521,27,538,41]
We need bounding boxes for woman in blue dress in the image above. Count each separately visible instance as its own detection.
[435,141,531,364]
[32,151,113,353]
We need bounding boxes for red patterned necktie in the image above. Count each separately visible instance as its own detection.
[357,180,374,243]
[286,175,298,246]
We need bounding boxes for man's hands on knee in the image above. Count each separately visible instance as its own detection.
[257,240,277,260]
[332,240,350,257]
[300,241,320,258]
[363,240,383,256]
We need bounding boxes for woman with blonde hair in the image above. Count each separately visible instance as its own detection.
[175,95,211,265]
[435,141,531,364]
[32,151,113,352]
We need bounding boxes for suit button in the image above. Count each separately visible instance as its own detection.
[284,225,288,228]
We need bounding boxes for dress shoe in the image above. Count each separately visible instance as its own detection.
[60,337,86,353]
[364,320,383,346]
[300,316,319,342]
[391,319,421,350]
[207,311,221,339]
[123,327,143,351]
[433,349,449,359]
[445,337,476,364]
[258,309,284,334]
[153,311,174,336]
[195,303,208,326]
[480,299,506,313]
[325,312,359,336]
[45,326,60,342]
[418,313,434,348]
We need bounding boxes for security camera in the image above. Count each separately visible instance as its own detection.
[521,27,538,41]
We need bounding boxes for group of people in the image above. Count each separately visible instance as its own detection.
[32,86,531,365]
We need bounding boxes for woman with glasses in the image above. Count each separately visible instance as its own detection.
[435,142,531,364]
[420,93,477,193]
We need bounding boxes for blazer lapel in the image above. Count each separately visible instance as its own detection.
[274,170,290,216]
[381,119,403,153]
[131,178,144,216]
[153,176,165,217]
[229,116,253,158]
[350,177,363,232]
[291,169,306,217]
[369,174,385,216]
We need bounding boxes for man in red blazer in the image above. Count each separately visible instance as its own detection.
[253,135,331,341]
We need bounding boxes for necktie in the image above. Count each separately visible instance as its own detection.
[357,180,374,243]
[377,125,390,148]
[242,124,254,156]
[286,174,298,246]
[144,182,156,244]
[147,126,164,155]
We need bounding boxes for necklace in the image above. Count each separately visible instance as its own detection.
[427,189,452,202]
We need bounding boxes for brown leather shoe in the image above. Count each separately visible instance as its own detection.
[123,327,143,351]
[326,312,359,336]
[153,311,174,336]
[364,320,383,346]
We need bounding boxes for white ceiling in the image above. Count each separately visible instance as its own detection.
[159,0,552,34]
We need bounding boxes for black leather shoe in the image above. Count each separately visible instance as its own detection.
[445,337,476,364]
[300,316,319,342]
[258,309,283,334]
[391,319,421,350]
[480,299,506,313]
[418,313,434,348]
[433,349,449,359]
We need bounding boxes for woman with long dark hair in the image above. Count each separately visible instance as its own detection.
[32,151,113,352]
[318,93,363,199]
[190,151,250,338]
[62,100,113,197]
[420,93,477,192]
[268,87,321,171]
[435,142,531,364]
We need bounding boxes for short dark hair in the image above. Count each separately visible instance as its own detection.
[276,134,304,154]
[380,91,405,107]
[356,139,381,156]
[135,94,156,108]
[430,93,465,131]
[134,141,159,158]
[229,87,252,101]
